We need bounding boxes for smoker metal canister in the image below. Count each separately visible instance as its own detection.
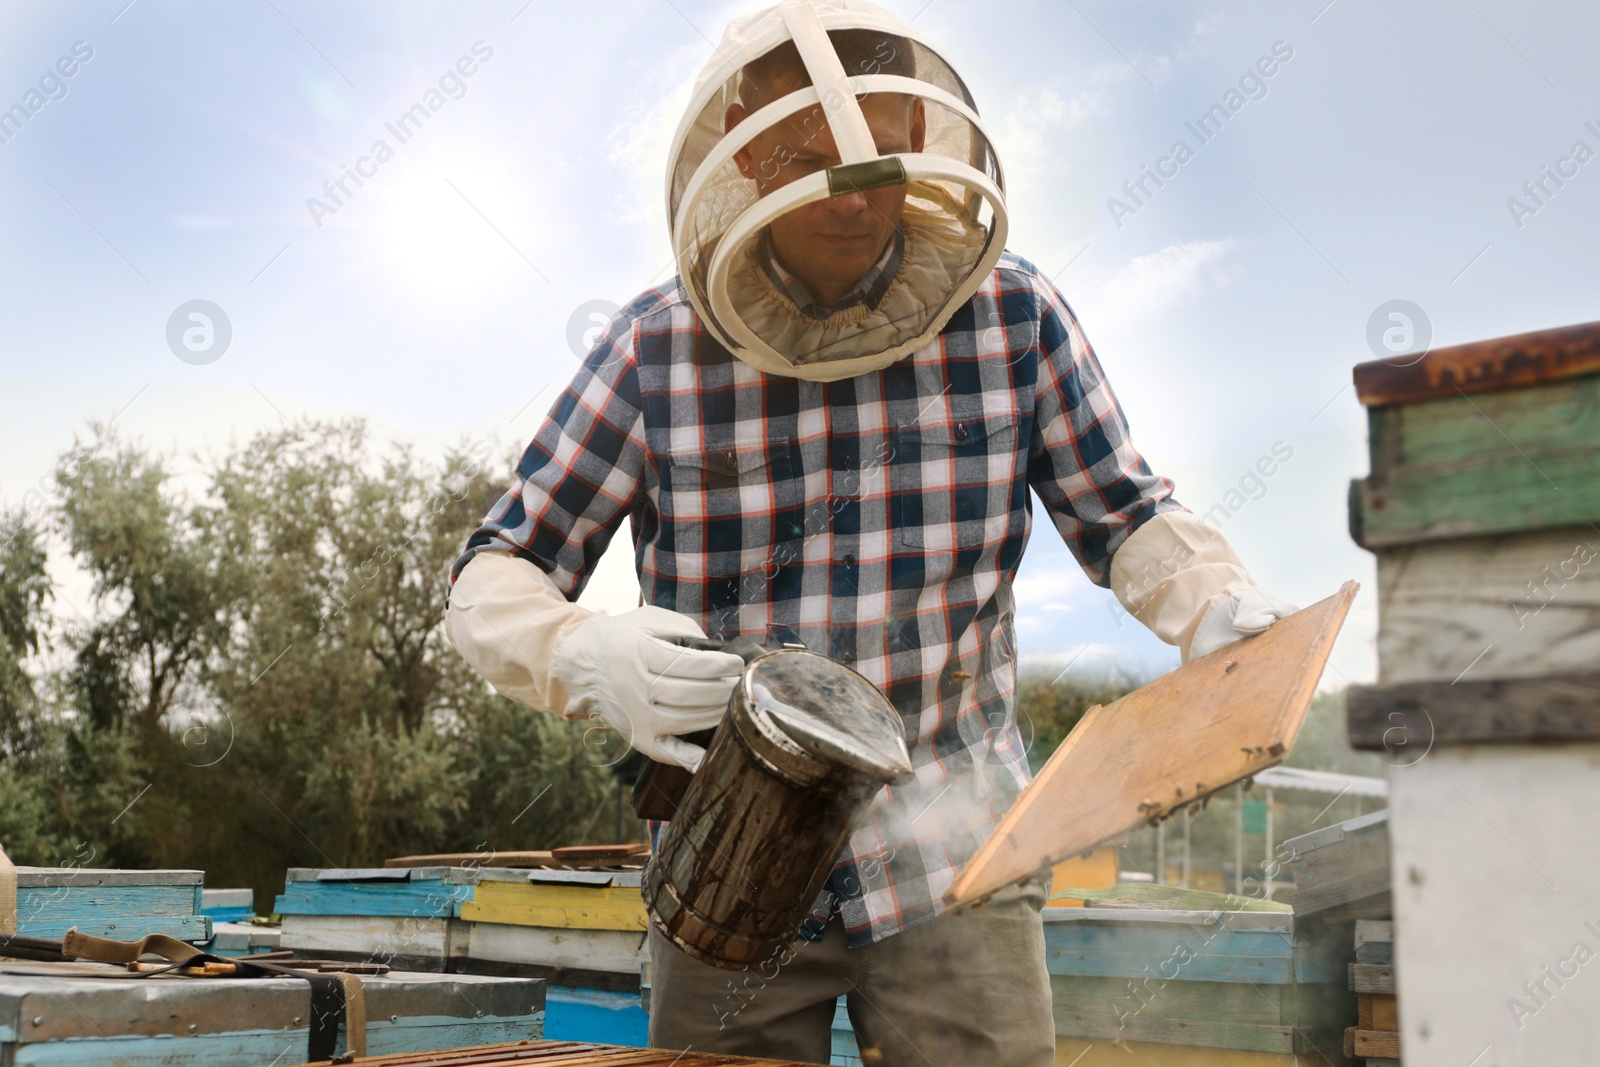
[644,648,913,970]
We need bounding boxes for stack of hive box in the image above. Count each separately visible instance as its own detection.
[275,855,651,1046]
[1281,813,1398,1065]
[279,851,868,1065]
[1345,320,1600,1064]
[0,967,546,1065]
[1042,886,1355,1065]
[200,886,281,957]
[0,866,546,1064]
[1351,922,1397,1066]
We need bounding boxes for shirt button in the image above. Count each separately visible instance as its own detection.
[839,651,855,665]
[954,424,970,441]
[724,452,738,470]
[842,553,857,567]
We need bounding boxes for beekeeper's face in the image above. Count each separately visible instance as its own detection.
[727,84,926,300]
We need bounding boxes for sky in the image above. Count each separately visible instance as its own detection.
[1,0,1596,687]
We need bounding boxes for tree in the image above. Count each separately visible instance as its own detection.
[1,422,625,911]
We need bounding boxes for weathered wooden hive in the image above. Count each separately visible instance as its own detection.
[1346,319,1600,1067]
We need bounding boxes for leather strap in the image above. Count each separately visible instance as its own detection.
[62,929,207,966]
[61,927,366,1059]
[304,970,367,1061]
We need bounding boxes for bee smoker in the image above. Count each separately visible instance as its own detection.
[641,645,913,970]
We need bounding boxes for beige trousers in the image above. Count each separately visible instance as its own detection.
[646,882,1055,1067]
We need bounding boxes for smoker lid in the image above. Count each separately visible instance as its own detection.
[744,650,913,780]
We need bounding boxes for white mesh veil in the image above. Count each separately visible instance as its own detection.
[666,0,1007,381]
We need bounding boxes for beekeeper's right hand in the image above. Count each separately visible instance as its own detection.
[554,607,744,771]
[444,550,742,771]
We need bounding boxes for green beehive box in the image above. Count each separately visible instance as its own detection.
[1347,319,1600,549]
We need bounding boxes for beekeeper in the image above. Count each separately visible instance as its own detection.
[445,1,1294,1063]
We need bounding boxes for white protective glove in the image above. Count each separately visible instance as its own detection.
[553,608,744,771]
[1187,585,1301,662]
[444,550,743,771]
[1109,511,1298,664]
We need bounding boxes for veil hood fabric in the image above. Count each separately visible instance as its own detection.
[666,0,1008,381]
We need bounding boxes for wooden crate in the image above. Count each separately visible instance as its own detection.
[1282,811,1391,920]
[1347,318,1600,549]
[199,887,254,923]
[1051,1036,1343,1065]
[207,919,281,957]
[461,878,648,932]
[14,867,210,941]
[274,866,660,1052]
[0,963,544,1066]
[1347,321,1600,1066]
[275,867,478,919]
[1044,907,1353,1059]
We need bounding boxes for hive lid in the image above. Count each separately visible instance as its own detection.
[744,650,913,780]
[1353,318,1600,406]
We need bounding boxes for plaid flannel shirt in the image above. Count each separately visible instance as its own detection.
[452,250,1183,947]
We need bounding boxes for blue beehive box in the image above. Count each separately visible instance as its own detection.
[16,867,211,942]
[0,964,544,1065]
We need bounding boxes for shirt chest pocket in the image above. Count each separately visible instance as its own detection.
[892,408,1024,551]
[662,438,804,575]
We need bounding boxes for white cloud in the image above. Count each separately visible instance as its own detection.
[1076,237,1242,328]
[605,41,704,229]
[993,84,1114,274]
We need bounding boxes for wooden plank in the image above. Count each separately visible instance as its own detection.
[1318,893,1390,925]
[1365,372,1600,467]
[945,583,1357,908]
[1053,1003,1299,1054]
[1049,884,1292,914]
[1351,376,1600,547]
[1349,671,1600,748]
[16,883,201,921]
[464,921,648,977]
[279,914,467,968]
[549,844,648,861]
[1353,940,1392,966]
[1051,973,1353,1049]
[275,879,474,919]
[1368,526,1600,686]
[1390,743,1600,1064]
[1043,908,1293,934]
[1051,1035,1340,1065]
[288,1039,848,1066]
[1358,993,1398,1031]
[1353,455,1600,547]
[1044,922,1347,985]
[287,867,480,884]
[14,869,203,888]
[1353,920,1392,945]
[1349,963,1395,994]
[1347,1027,1401,1057]
[1282,812,1390,915]
[461,881,649,932]
[1352,318,1600,406]
[386,852,646,871]
[0,966,544,1048]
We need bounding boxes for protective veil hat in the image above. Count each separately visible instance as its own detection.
[667,0,1008,381]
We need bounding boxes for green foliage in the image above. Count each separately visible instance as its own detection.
[0,508,52,748]
[0,422,626,909]
[1015,670,1134,775]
